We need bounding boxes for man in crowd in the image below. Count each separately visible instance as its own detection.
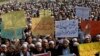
[48,41,57,56]
[15,43,31,56]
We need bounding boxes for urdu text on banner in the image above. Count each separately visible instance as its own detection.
[55,20,78,37]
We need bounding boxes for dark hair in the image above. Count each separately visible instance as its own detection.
[95,52,100,56]
[25,36,32,41]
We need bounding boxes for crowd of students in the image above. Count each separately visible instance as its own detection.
[0,0,100,56]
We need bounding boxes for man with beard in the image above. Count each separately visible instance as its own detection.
[57,39,74,56]
[48,41,57,56]
[34,42,45,54]
[0,44,12,56]
[15,43,31,56]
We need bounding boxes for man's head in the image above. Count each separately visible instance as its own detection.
[21,43,28,52]
[72,38,78,42]
[35,42,42,52]
[49,41,55,48]
[1,44,7,52]
[63,39,70,48]
[42,39,48,48]
[26,36,33,44]
[46,35,53,41]
[13,39,20,45]
[84,36,91,43]
[96,34,100,42]
[5,39,10,47]
[84,34,91,43]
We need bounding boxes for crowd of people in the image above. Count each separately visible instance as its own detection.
[0,0,100,21]
[0,32,100,56]
[0,0,100,56]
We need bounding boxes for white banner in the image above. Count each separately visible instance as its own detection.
[55,20,78,37]
[75,6,91,20]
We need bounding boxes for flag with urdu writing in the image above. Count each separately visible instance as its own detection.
[1,11,26,39]
[1,28,23,39]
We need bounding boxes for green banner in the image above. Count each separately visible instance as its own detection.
[1,28,23,40]
[1,28,14,39]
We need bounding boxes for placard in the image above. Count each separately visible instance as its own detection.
[32,16,54,35]
[55,20,78,37]
[75,6,91,20]
[1,28,14,39]
[78,42,100,56]
[1,28,23,39]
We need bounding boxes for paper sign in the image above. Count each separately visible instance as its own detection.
[55,20,78,37]
[1,29,14,39]
[1,28,23,39]
[1,11,26,29]
[75,6,91,20]
[32,16,54,35]
[78,42,100,56]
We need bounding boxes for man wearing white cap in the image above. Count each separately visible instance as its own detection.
[0,44,9,56]
[48,41,57,56]
[84,34,92,43]
[34,42,44,54]
[72,38,79,46]
[28,43,35,55]
[37,38,42,43]
[96,34,100,42]
[42,39,49,52]
[70,38,79,56]
[57,39,72,56]
[15,43,31,56]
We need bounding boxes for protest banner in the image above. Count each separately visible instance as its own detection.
[1,11,26,39]
[33,52,51,56]
[78,42,100,56]
[1,11,26,29]
[1,28,14,39]
[55,20,78,37]
[80,20,100,36]
[32,16,54,35]
[1,28,23,39]
[75,6,91,20]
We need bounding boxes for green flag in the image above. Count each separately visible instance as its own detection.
[1,28,14,39]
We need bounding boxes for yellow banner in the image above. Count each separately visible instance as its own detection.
[78,42,100,56]
[2,11,26,29]
[32,16,54,35]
